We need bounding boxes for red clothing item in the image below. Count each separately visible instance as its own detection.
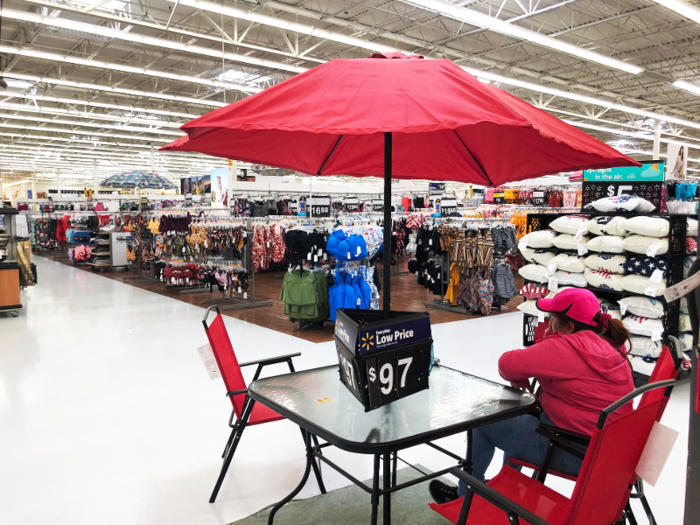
[498,331,634,436]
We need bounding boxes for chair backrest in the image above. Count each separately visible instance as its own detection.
[203,312,247,419]
[566,380,675,525]
[639,339,683,418]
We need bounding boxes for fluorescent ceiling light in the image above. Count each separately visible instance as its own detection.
[674,80,700,97]
[0,113,182,136]
[404,0,643,75]
[2,72,228,108]
[170,0,397,54]
[0,45,260,94]
[2,179,31,187]
[0,91,196,119]
[462,67,700,131]
[0,101,184,127]
[2,8,308,75]
[0,123,171,142]
[651,0,700,25]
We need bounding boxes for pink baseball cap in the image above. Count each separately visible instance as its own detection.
[536,288,602,327]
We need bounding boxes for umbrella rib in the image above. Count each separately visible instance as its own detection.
[316,135,344,175]
[453,130,493,186]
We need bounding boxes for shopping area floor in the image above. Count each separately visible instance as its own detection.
[38,251,525,343]
[0,256,689,525]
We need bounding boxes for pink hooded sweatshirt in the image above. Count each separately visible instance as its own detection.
[498,330,634,435]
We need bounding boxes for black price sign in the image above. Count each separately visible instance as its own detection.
[441,197,458,217]
[309,195,331,217]
[365,343,430,410]
[345,197,359,213]
[337,345,362,402]
[372,199,384,213]
[582,182,663,212]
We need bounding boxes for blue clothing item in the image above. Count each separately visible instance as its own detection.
[458,410,583,495]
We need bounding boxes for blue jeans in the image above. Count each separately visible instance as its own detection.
[458,411,584,496]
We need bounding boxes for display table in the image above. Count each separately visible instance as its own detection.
[248,364,536,525]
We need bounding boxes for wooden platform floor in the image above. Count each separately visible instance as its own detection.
[38,251,524,343]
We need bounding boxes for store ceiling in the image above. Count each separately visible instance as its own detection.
[1,0,700,186]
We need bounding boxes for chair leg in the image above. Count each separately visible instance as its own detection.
[303,431,326,494]
[636,480,657,525]
[210,397,255,503]
[625,502,639,525]
[222,426,237,459]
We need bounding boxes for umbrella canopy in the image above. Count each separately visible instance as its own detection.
[160,135,190,151]
[168,53,638,312]
[100,170,177,190]
[175,54,637,184]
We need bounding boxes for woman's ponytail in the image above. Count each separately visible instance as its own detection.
[557,311,632,368]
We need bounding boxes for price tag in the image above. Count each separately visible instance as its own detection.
[238,286,242,294]
[318,248,323,257]
[357,297,361,307]
[577,243,589,256]
[548,278,558,291]
[644,286,658,297]
[267,242,270,248]
[547,262,557,275]
[429,239,433,246]
[197,343,221,381]
[650,269,664,283]
[574,227,587,242]
[314,255,318,262]
[307,252,312,261]
[347,251,351,259]
[651,330,663,342]
[518,239,528,252]
[647,244,660,257]
[243,292,248,299]
[204,240,208,248]
[538,311,545,323]
[620,303,628,315]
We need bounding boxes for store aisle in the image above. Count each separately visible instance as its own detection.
[0,257,688,525]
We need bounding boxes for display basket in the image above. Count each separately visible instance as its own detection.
[334,309,432,411]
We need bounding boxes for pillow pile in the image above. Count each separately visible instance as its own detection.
[552,234,589,251]
[553,270,587,288]
[587,216,628,236]
[520,248,555,266]
[519,230,557,249]
[584,269,624,291]
[551,253,586,273]
[620,274,666,296]
[623,315,664,338]
[621,256,667,278]
[618,296,664,319]
[584,253,626,274]
[519,264,550,284]
[549,215,590,235]
[623,235,668,256]
[520,283,550,300]
[584,195,655,213]
[587,236,625,254]
[624,217,670,237]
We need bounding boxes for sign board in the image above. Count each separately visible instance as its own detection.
[309,195,331,217]
[372,199,384,213]
[441,197,458,217]
[429,182,446,195]
[582,181,663,212]
[345,197,359,213]
[583,161,665,182]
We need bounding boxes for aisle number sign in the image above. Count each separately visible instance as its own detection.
[583,161,665,182]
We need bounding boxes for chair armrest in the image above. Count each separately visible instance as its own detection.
[448,467,553,525]
[537,423,591,446]
[239,352,301,368]
[226,389,248,397]
[535,427,588,459]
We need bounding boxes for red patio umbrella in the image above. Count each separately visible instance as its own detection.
[165,53,639,312]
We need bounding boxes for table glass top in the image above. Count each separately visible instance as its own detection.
[249,365,536,449]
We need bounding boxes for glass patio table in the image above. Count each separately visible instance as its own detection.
[247,363,537,525]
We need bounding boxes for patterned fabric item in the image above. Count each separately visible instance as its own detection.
[521,283,550,300]
[687,237,697,254]
[270,224,287,263]
[472,273,495,315]
[251,224,267,272]
[621,256,667,277]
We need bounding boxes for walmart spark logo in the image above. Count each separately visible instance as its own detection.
[361,333,375,352]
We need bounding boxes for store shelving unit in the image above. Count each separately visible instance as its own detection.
[0,208,22,317]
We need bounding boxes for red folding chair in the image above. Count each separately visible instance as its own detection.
[430,379,677,525]
[202,305,326,503]
[506,337,683,524]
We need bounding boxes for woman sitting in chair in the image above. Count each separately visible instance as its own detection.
[430,288,634,504]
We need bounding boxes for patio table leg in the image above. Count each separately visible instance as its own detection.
[267,429,313,525]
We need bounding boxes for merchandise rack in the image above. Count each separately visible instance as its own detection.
[520,211,692,384]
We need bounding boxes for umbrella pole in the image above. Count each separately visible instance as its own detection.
[383,132,392,314]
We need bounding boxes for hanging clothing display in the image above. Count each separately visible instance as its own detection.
[280,269,330,324]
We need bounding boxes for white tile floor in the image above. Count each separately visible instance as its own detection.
[0,256,689,525]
